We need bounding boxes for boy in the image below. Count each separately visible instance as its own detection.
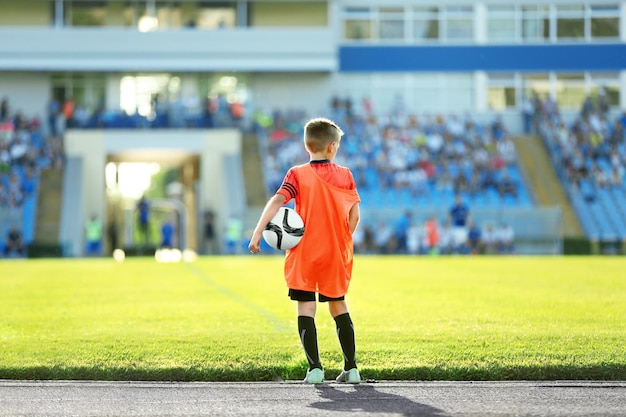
[248,117,361,385]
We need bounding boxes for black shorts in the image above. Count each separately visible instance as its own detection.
[288,289,345,302]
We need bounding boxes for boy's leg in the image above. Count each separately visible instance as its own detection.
[329,301,357,371]
[329,300,360,384]
[297,301,322,372]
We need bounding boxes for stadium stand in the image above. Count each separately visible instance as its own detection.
[539,95,626,244]
[260,102,533,210]
[0,98,63,257]
[254,99,547,255]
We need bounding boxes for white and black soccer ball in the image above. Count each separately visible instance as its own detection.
[262,207,305,251]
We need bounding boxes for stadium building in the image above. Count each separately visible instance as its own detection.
[1,0,626,256]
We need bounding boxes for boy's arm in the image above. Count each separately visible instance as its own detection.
[348,202,360,235]
[248,193,287,254]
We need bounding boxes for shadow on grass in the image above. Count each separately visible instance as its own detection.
[1,364,625,381]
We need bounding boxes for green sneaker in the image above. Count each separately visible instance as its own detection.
[303,368,324,384]
[335,368,361,384]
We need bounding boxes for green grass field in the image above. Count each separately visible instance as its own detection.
[1,256,624,381]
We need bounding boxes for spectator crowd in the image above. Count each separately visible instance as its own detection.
[1,97,65,257]
[254,95,524,255]
[259,95,523,207]
[530,89,626,241]
[535,90,626,199]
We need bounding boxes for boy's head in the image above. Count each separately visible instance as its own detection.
[303,117,343,154]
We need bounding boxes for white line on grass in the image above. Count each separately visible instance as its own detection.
[184,263,291,333]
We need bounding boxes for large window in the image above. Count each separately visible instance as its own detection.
[379,7,404,40]
[192,2,237,29]
[343,5,474,43]
[344,7,373,40]
[50,73,253,120]
[154,2,183,29]
[487,6,517,42]
[556,5,585,40]
[488,73,517,110]
[0,0,49,26]
[342,3,621,44]
[343,7,405,41]
[522,73,551,102]
[590,4,620,39]
[513,72,620,110]
[340,71,619,115]
[51,73,106,112]
[443,6,474,42]
[589,73,620,106]
[249,1,326,27]
[338,73,476,114]
[555,73,586,109]
[413,7,439,42]
[52,0,236,29]
[66,1,107,27]
[119,74,178,117]
[521,6,550,41]
[198,73,250,105]
[62,1,144,28]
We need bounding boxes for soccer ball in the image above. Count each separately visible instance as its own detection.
[112,249,125,263]
[262,207,305,251]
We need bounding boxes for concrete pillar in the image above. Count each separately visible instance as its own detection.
[474,71,488,112]
[474,3,487,44]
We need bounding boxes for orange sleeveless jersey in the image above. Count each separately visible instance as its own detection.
[277,163,360,298]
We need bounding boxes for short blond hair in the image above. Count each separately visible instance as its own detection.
[303,117,344,153]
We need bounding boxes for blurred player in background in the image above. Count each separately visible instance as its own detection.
[137,196,150,250]
[85,213,102,256]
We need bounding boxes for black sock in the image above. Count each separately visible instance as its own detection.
[334,313,357,370]
[298,316,321,371]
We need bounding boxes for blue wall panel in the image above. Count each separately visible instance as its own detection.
[339,44,626,72]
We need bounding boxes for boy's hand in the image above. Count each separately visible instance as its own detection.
[249,193,286,254]
[248,233,261,254]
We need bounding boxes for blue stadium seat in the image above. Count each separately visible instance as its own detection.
[470,194,486,208]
